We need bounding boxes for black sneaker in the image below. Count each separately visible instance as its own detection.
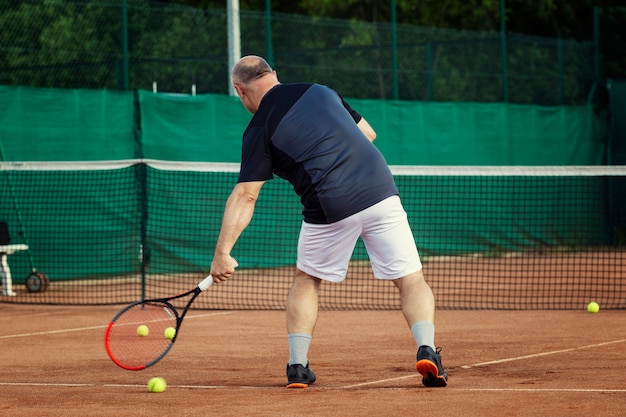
[286,363,316,388]
[416,346,448,387]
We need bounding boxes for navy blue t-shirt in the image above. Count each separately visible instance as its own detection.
[238,83,398,224]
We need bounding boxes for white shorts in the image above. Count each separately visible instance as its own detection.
[297,195,422,282]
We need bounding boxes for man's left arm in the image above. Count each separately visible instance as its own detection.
[357,117,376,142]
[338,94,377,142]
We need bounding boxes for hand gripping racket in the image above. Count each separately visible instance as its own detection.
[104,275,215,371]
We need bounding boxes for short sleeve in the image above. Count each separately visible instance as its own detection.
[339,95,362,124]
[238,126,274,183]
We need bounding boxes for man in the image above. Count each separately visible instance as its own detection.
[210,55,448,388]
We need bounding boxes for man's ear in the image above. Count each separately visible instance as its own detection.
[233,83,244,98]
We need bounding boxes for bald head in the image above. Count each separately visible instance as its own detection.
[231,55,279,114]
[232,55,274,85]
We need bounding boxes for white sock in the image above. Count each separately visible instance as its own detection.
[411,321,435,349]
[287,333,312,366]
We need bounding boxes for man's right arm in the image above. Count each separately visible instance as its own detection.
[210,180,264,283]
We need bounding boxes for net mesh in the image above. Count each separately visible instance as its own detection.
[1,161,625,310]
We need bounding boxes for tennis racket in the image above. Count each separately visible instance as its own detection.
[104,275,215,371]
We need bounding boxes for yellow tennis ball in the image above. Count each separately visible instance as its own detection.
[136,324,149,337]
[587,301,600,314]
[164,327,176,340]
[147,377,166,393]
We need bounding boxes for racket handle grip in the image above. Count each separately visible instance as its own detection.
[200,258,237,291]
[198,275,214,291]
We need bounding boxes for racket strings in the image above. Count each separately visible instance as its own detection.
[106,302,178,370]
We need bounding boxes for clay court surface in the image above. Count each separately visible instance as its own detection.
[1,303,625,417]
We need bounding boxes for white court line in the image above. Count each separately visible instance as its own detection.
[456,388,626,393]
[0,382,93,387]
[104,384,232,389]
[344,337,626,389]
[2,382,626,393]
[0,324,107,339]
[343,375,418,389]
[461,338,626,369]
[174,386,626,393]
[0,311,232,339]
[0,312,62,320]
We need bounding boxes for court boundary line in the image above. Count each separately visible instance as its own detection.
[0,382,625,394]
[460,338,626,369]
[343,337,626,389]
[0,311,233,339]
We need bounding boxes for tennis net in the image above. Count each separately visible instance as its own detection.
[1,160,624,310]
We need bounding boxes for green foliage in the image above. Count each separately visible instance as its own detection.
[131,5,228,93]
[0,0,608,104]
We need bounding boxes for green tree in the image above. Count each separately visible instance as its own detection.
[0,0,614,99]
[157,0,624,80]
[164,0,605,37]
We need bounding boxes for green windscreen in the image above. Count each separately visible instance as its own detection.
[0,86,135,161]
[355,99,604,165]
[138,92,605,165]
[138,91,246,162]
[0,86,605,165]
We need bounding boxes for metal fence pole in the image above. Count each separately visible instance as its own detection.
[265,0,274,67]
[593,6,600,82]
[427,41,433,101]
[391,0,399,100]
[120,0,129,90]
[558,35,564,105]
[500,0,509,102]
[227,0,241,96]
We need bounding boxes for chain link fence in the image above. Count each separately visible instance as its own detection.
[0,0,610,105]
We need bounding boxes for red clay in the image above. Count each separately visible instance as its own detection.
[0,305,625,417]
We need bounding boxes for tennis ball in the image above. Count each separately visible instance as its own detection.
[136,324,149,337]
[587,301,600,314]
[147,377,167,393]
[164,327,176,340]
